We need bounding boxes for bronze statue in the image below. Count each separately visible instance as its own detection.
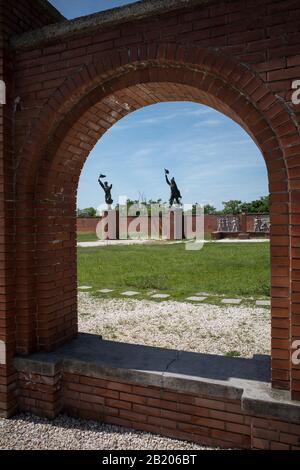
[164,169,182,207]
[98,174,113,205]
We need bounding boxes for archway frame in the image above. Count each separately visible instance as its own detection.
[14,43,300,398]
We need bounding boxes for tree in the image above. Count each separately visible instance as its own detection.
[116,199,167,215]
[220,196,269,215]
[204,204,217,215]
[242,196,269,213]
[77,207,97,217]
[222,200,242,215]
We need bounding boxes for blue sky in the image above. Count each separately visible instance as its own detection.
[49,1,268,210]
[49,0,137,18]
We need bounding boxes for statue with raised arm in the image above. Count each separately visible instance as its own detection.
[164,169,182,207]
[98,173,113,206]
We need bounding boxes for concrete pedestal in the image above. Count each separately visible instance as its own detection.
[96,209,117,240]
[162,207,183,240]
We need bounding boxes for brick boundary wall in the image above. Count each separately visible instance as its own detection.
[15,363,300,450]
[76,214,268,236]
[77,214,215,234]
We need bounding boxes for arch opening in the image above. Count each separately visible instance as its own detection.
[76,99,270,363]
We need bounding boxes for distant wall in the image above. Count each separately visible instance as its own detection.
[77,214,269,235]
[77,215,212,234]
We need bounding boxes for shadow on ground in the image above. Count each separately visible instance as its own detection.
[29,333,271,384]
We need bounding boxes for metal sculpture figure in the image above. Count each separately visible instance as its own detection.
[164,169,182,207]
[98,173,113,205]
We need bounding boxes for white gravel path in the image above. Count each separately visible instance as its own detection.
[78,293,271,357]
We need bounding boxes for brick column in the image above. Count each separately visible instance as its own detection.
[0,0,65,413]
[291,193,300,400]
[0,28,17,418]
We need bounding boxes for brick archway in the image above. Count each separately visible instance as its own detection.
[15,45,296,394]
[1,1,300,445]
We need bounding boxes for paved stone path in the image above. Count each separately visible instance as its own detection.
[77,239,182,248]
[151,294,170,299]
[211,239,269,243]
[221,299,242,305]
[186,296,207,302]
[79,285,270,308]
[256,300,271,306]
[121,291,139,297]
[78,239,269,248]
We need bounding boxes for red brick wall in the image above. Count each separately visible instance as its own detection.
[77,218,99,232]
[16,368,300,450]
[205,215,219,234]
[0,0,63,38]
[0,0,299,416]
[77,214,217,235]
[76,214,267,235]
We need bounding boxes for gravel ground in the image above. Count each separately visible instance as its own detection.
[1,294,269,450]
[0,413,208,450]
[79,293,271,357]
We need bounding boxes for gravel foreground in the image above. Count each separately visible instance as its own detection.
[1,294,270,449]
[0,414,208,450]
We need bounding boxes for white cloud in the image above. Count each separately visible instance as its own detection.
[193,119,222,128]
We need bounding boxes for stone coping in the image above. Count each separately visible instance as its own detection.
[14,333,300,423]
[11,0,212,50]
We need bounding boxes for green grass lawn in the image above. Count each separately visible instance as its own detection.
[77,242,270,300]
[77,231,99,242]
